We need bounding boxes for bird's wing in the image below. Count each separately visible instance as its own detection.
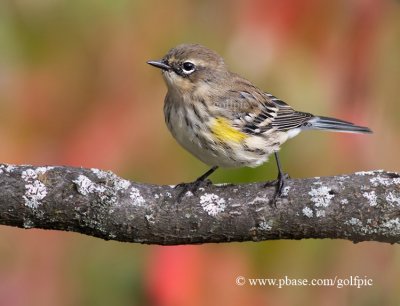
[266,93,313,131]
[221,85,313,134]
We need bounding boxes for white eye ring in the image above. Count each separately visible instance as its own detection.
[182,61,196,74]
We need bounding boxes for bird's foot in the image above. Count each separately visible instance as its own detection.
[175,179,212,202]
[264,172,290,207]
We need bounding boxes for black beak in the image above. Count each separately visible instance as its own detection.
[147,60,171,71]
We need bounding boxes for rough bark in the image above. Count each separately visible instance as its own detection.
[0,164,399,245]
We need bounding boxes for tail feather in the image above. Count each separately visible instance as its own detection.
[306,116,372,134]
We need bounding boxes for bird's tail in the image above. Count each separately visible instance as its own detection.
[305,116,372,134]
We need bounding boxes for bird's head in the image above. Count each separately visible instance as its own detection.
[147,44,227,94]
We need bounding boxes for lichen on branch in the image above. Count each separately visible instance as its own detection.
[0,164,399,245]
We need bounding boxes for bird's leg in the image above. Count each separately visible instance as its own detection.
[194,166,219,182]
[175,166,218,201]
[265,152,289,205]
[274,152,286,195]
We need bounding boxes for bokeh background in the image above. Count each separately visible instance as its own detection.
[1,0,400,305]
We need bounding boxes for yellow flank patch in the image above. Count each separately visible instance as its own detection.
[211,117,247,143]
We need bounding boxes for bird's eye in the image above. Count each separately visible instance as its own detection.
[182,61,196,74]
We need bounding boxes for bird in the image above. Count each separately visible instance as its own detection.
[147,43,372,201]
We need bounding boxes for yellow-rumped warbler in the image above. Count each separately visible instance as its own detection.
[148,44,371,199]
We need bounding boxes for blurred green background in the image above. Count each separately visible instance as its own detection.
[1,0,400,305]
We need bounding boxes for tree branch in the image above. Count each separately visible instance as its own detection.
[0,164,399,244]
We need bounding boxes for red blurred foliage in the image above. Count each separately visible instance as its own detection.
[147,246,263,306]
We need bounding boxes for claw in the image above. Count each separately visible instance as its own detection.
[276,172,290,196]
[174,166,218,202]
[175,179,209,202]
[267,172,290,207]
[267,152,290,206]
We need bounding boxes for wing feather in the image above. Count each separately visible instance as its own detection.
[239,92,312,133]
[214,75,314,134]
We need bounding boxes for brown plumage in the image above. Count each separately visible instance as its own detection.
[148,43,372,199]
